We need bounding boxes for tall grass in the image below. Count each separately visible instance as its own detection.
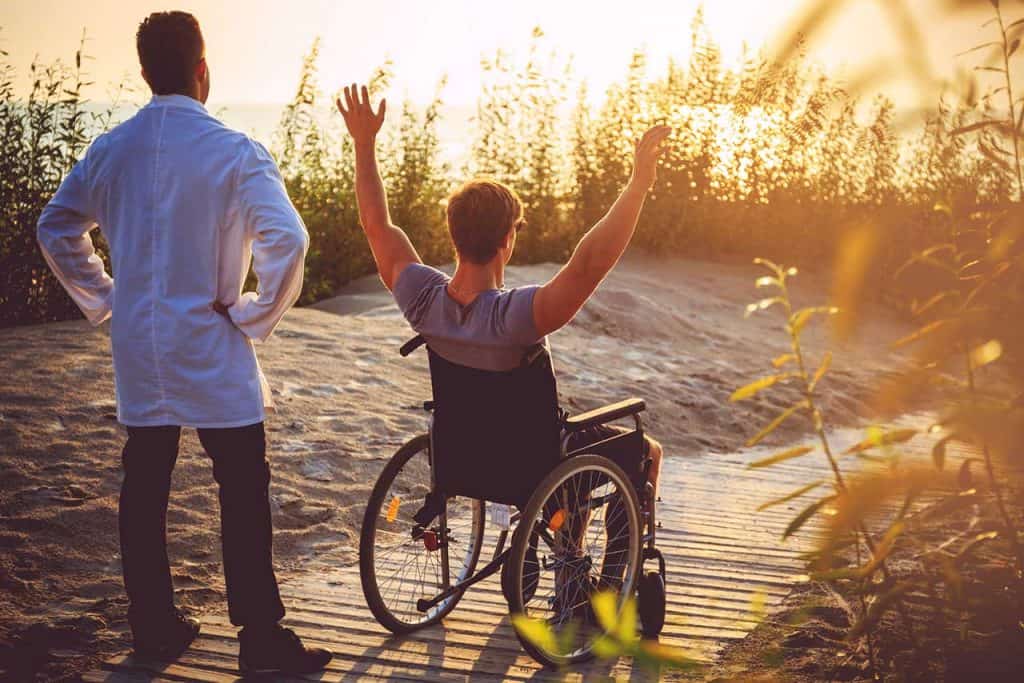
[3,9,1017,325]
[725,1,1024,678]
[0,33,125,326]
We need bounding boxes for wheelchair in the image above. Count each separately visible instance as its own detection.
[358,335,667,668]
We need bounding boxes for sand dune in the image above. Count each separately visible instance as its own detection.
[0,255,910,679]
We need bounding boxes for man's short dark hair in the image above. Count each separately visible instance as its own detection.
[136,11,204,95]
[446,180,524,264]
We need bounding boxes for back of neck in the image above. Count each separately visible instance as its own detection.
[448,261,503,304]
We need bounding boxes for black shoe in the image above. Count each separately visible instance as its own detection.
[131,609,201,660]
[238,624,332,675]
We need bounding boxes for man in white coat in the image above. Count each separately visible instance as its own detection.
[36,11,331,675]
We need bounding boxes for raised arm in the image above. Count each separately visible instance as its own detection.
[336,84,421,291]
[37,152,115,325]
[532,125,671,337]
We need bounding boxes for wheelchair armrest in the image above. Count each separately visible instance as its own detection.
[400,335,426,357]
[564,398,646,432]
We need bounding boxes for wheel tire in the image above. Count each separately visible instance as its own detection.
[508,454,642,668]
[638,571,666,638]
[359,434,485,634]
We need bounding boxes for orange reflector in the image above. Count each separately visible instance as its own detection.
[548,509,567,532]
[385,496,400,523]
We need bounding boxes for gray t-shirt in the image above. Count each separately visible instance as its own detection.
[393,263,547,371]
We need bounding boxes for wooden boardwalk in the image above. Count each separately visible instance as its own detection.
[86,445,835,682]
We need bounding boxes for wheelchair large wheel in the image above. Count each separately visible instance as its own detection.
[507,454,642,668]
[359,434,485,634]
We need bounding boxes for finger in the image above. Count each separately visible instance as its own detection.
[335,96,347,116]
[639,126,672,156]
[361,85,370,108]
[351,83,359,109]
[376,98,387,121]
[641,125,671,145]
[343,86,354,112]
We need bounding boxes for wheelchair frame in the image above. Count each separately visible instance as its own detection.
[360,334,667,666]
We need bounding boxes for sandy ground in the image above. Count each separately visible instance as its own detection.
[0,255,911,680]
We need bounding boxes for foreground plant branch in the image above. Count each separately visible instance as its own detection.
[733,258,924,672]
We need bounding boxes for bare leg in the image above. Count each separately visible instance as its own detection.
[645,438,663,501]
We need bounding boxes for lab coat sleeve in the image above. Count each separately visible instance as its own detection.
[36,152,114,325]
[228,140,309,342]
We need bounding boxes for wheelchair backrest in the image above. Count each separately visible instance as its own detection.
[426,343,562,507]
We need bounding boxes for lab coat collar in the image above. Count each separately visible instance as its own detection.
[148,94,208,113]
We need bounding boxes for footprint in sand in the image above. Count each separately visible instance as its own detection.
[30,484,96,507]
[277,439,313,453]
[315,416,361,434]
[300,458,334,482]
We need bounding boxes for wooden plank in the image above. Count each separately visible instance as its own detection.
[88,442,850,681]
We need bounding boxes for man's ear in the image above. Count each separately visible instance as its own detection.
[194,58,207,82]
[140,68,151,89]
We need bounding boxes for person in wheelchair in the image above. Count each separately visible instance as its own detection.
[338,84,671,663]
[336,84,667,500]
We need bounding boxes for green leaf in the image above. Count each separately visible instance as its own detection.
[910,290,959,318]
[636,640,704,671]
[843,428,917,455]
[757,479,824,512]
[730,374,789,402]
[748,445,814,469]
[744,297,785,318]
[746,400,809,447]
[753,257,783,277]
[511,614,557,653]
[969,339,1002,369]
[848,583,911,640]
[810,567,865,582]
[749,590,767,623]
[616,595,638,644]
[860,521,904,576]
[950,119,1008,136]
[592,634,622,658]
[956,531,1000,565]
[954,41,1001,59]
[772,353,797,368]
[808,351,832,392]
[591,590,618,634]
[789,306,839,337]
[783,494,837,539]
[891,319,949,349]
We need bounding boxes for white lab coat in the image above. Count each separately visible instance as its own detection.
[37,94,308,428]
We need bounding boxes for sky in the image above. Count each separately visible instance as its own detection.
[0,0,999,111]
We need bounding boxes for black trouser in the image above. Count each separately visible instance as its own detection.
[119,422,285,629]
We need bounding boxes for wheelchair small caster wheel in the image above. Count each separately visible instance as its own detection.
[638,571,666,638]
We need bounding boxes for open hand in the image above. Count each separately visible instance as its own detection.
[631,125,672,189]
[336,84,386,145]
